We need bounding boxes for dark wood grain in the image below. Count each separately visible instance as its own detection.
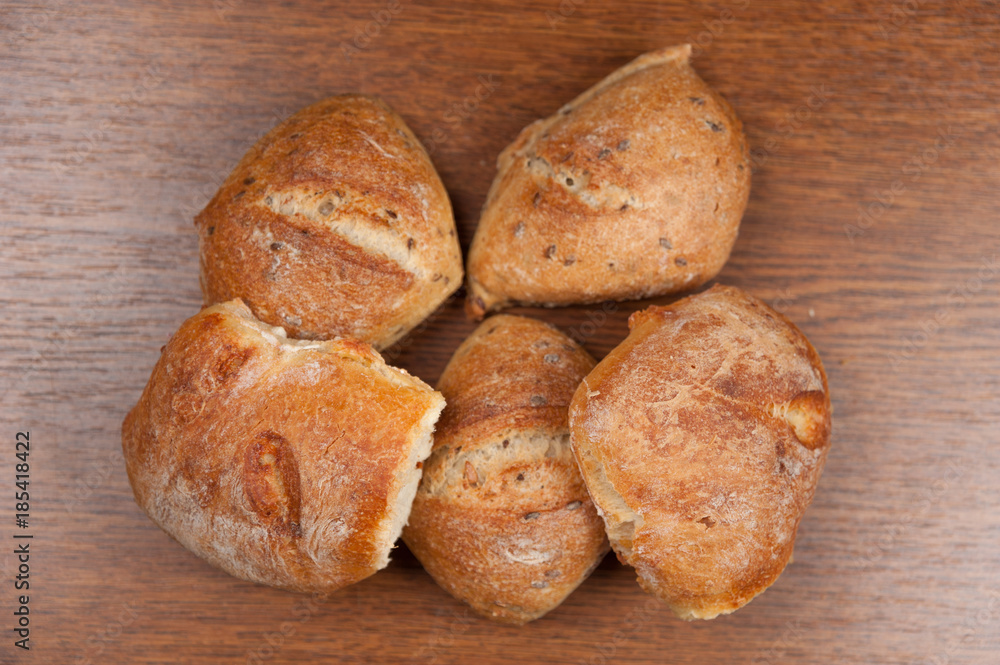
[2,1,999,663]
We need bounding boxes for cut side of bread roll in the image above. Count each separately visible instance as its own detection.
[569,285,832,620]
[466,45,750,318]
[404,315,609,624]
[122,300,445,593]
[196,94,463,349]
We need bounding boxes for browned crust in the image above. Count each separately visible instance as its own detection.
[465,45,751,318]
[122,300,444,593]
[404,315,609,624]
[569,284,832,620]
[195,94,463,348]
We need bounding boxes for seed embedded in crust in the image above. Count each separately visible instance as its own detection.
[544,245,557,259]
[617,139,631,151]
[543,353,560,364]
[464,461,478,486]
[675,257,688,267]
[524,512,540,521]
[318,201,334,215]
[659,237,672,250]
[530,395,547,406]
[565,501,582,511]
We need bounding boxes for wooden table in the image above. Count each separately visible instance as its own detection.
[2,1,998,663]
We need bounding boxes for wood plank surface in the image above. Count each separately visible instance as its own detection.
[1,0,999,663]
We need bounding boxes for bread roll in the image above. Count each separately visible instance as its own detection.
[466,45,750,318]
[568,285,831,620]
[122,300,445,593]
[404,315,609,624]
[196,95,463,349]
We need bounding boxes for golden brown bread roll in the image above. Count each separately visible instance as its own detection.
[466,45,750,318]
[196,95,463,349]
[568,285,831,620]
[122,300,445,593]
[403,315,609,624]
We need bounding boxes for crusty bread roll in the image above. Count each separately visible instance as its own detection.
[466,45,750,318]
[568,285,831,620]
[122,300,445,593]
[403,315,609,624]
[195,95,463,349]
